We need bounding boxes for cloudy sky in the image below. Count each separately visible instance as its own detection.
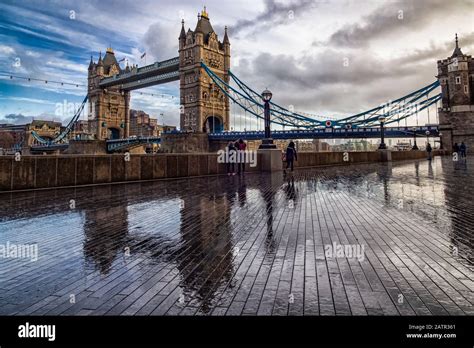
[0,0,473,128]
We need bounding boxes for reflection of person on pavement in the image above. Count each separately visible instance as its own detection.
[427,160,433,178]
[238,176,247,207]
[285,174,296,202]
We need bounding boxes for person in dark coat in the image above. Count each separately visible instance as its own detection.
[426,142,432,161]
[226,141,236,176]
[285,141,297,172]
[460,142,467,158]
[453,143,459,154]
[237,138,247,174]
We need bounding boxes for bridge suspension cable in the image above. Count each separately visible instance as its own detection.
[201,62,441,129]
[31,95,88,144]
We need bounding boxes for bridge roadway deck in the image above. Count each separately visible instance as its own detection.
[0,157,472,316]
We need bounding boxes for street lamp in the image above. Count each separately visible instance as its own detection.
[378,116,387,150]
[425,130,430,149]
[259,89,277,149]
[439,132,443,149]
[412,126,419,150]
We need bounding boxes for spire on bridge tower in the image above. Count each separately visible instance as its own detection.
[201,6,209,19]
[96,51,104,75]
[88,55,94,70]
[97,51,103,66]
[224,26,230,45]
[179,19,186,40]
[451,33,463,57]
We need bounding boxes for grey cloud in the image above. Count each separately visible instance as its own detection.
[327,0,474,48]
[143,22,179,61]
[233,45,443,116]
[395,32,474,66]
[219,0,317,38]
[2,114,35,125]
[237,49,418,91]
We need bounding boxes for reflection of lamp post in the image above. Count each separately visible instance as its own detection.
[259,89,277,149]
[412,127,418,150]
[378,116,387,150]
[160,112,164,136]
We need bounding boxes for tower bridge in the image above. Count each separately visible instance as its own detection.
[8,8,474,154]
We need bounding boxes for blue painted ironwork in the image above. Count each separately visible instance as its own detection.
[99,57,180,90]
[208,126,439,141]
[30,143,69,152]
[106,136,161,152]
[30,95,88,145]
[201,62,441,130]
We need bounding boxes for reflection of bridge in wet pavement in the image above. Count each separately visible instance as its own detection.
[0,157,472,315]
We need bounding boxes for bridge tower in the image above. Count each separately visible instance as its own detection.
[437,34,474,149]
[88,48,131,140]
[179,7,230,133]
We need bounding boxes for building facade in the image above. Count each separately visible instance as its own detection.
[179,8,230,133]
[129,110,177,137]
[437,35,474,150]
[88,48,131,140]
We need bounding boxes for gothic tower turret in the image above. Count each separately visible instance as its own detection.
[437,34,474,149]
[179,7,230,132]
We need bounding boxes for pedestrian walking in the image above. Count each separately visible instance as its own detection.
[284,141,297,173]
[426,142,432,161]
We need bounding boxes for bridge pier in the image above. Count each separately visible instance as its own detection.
[160,133,210,153]
[377,149,392,162]
[258,149,283,172]
[65,140,107,155]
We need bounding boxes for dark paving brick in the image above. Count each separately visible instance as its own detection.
[0,157,473,316]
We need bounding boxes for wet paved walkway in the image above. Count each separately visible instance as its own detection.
[0,156,472,316]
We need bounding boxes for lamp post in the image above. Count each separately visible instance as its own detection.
[259,89,277,149]
[412,127,419,150]
[378,116,387,150]
[425,130,430,149]
[439,132,443,150]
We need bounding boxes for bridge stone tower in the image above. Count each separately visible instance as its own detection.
[437,35,474,149]
[179,7,230,133]
[88,48,130,140]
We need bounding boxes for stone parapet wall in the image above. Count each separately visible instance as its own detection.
[0,153,262,192]
[0,150,442,192]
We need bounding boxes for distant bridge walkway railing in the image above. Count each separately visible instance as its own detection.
[208,126,439,141]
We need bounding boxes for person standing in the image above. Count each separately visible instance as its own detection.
[426,142,432,161]
[237,138,247,175]
[226,141,236,176]
[460,142,467,158]
[453,142,460,155]
[285,141,297,172]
